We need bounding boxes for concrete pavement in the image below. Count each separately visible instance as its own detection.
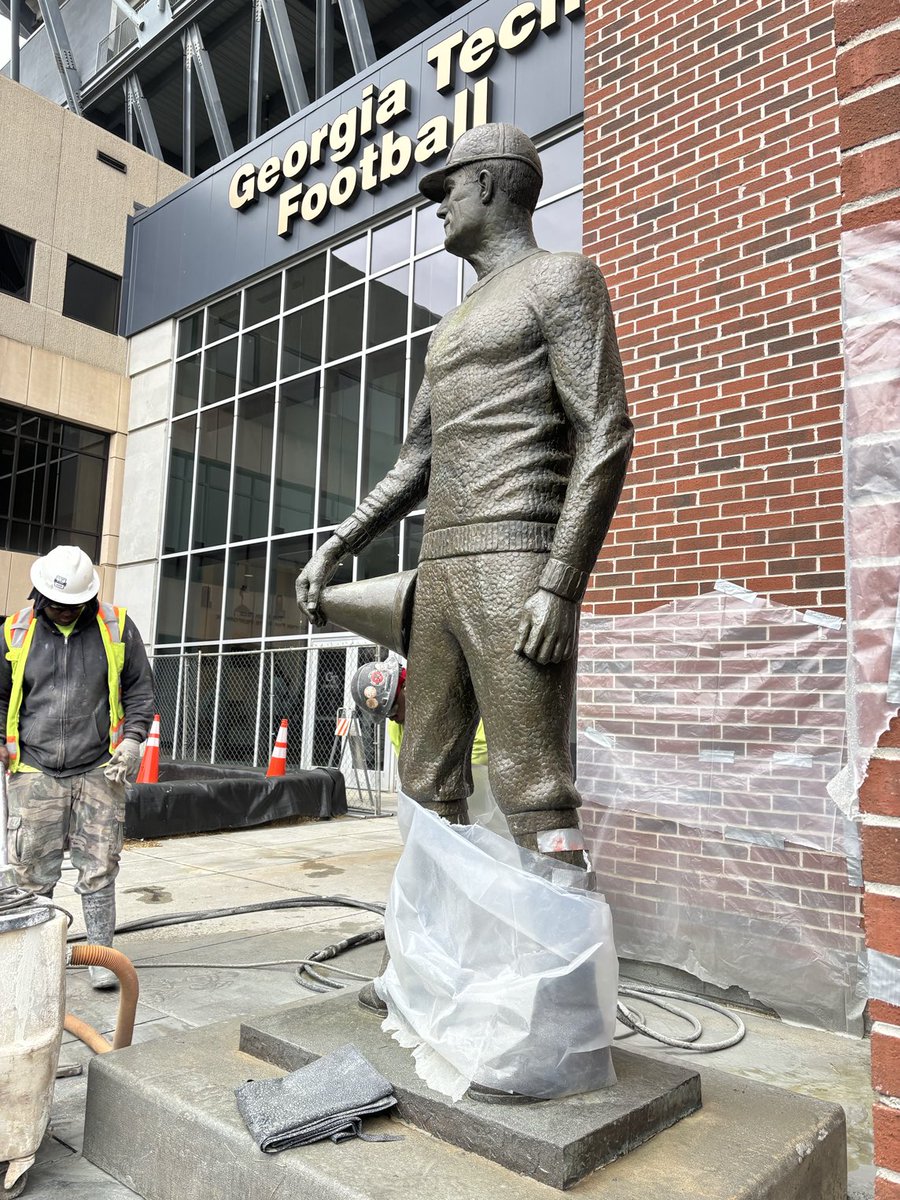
[16,813,875,1199]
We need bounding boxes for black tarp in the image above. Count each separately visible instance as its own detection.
[125,762,347,839]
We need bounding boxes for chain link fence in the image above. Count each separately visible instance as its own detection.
[150,641,395,812]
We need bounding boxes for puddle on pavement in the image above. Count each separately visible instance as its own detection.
[124,885,173,904]
[299,859,343,877]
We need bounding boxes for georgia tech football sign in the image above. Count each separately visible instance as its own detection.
[228,0,583,238]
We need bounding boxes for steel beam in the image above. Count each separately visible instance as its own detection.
[260,0,309,114]
[111,0,145,29]
[0,0,38,36]
[185,22,234,160]
[35,0,83,115]
[315,0,333,99]
[335,0,376,73]
[123,81,134,144]
[9,0,20,80]
[247,0,263,142]
[182,31,194,176]
[126,72,163,159]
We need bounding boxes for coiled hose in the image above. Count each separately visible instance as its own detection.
[83,895,746,1053]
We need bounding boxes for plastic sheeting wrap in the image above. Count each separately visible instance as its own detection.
[577,588,865,1032]
[377,795,619,1101]
[842,221,900,785]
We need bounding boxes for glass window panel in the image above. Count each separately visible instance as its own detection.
[412,252,458,331]
[240,320,278,392]
[174,354,201,416]
[185,550,225,643]
[177,312,203,356]
[326,284,364,362]
[62,257,120,333]
[206,293,241,342]
[403,514,424,570]
[259,648,306,768]
[362,344,405,495]
[284,252,326,310]
[357,527,400,580]
[52,451,104,535]
[156,557,187,643]
[330,233,367,289]
[231,391,275,543]
[273,375,319,535]
[0,442,13,517]
[223,541,268,641]
[0,404,18,437]
[319,360,360,526]
[267,535,313,638]
[312,534,352,637]
[408,334,429,414]
[367,267,409,348]
[538,129,584,198]
[163,416,196,554]
[415,204,442,255]
[202,337,238,405]
[244,275,281,327]
[371,214,410,274]
[18,415,43,442]
[193,404,234,548]
[533,192,583,254]
[59,425,106,454]
[281,302,323,377]
[0,226,33,300]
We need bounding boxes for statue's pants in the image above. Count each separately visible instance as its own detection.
[399,551,580,843]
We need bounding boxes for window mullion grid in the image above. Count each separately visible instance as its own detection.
[352,232,372,584]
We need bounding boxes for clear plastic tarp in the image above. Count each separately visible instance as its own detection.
[378,795,619,1100]
[577,588,865,1031]
[842,221,900,785]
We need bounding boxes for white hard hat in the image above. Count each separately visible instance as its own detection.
[30,545,99,605]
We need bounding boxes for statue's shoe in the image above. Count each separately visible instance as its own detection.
[357,980,388,1014]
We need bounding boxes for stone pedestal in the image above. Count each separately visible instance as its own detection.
[239,991,701,1190]
[82,988,848,1200]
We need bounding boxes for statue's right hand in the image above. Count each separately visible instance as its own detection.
[296,536,345,626]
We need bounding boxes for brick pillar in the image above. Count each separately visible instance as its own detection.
[836,0,900,1195]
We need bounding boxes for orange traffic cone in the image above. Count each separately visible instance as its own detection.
[266,719,288,777]
[136,714,161,784]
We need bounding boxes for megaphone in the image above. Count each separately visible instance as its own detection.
[318,570,417,657]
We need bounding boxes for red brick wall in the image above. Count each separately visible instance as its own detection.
[583,0,845,619]
[837,0,900,1184]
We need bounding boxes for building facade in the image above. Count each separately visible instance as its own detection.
[0,72,184,614]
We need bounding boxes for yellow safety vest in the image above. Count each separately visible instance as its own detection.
[3,603,127,771]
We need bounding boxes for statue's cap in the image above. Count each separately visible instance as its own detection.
[418,123,543,202]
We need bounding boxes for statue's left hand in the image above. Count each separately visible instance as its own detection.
[515,589,578,665]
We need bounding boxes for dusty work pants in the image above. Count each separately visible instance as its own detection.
[6,767,125,896]
[399,551,580,834]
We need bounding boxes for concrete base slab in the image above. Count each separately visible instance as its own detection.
[82,992,847,1200]
[238,991,701,1189]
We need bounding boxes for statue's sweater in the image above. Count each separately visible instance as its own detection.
[334,250,634,604]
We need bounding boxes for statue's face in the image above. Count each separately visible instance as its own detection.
[437,169,486,258]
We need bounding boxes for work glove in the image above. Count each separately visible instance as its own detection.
[103,737,142,784]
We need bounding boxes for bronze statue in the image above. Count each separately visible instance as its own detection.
[297,123,632,865]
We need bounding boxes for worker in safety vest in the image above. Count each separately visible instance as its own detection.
[0,546,154,987]
[350,658,509,839]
